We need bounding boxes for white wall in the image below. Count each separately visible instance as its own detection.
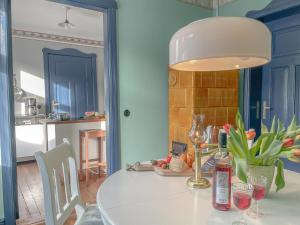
[12,37,105,115]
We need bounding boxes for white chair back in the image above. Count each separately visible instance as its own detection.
[35,139,85,225]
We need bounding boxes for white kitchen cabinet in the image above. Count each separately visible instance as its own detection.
[15,124,46,161]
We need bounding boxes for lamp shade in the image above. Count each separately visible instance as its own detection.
[169,17,272,71]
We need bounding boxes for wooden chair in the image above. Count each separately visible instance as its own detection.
[35,139,103,225]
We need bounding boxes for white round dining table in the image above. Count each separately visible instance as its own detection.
[97,168,300,225]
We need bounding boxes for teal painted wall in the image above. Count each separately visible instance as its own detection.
[117,0,211,166]
[219,0,272,16]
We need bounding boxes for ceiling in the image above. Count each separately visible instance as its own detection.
[179,0,236,9]
[12,0,103,41]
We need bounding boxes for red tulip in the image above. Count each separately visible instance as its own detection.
[293,149,300,157]
[282,138,294,148]
[223,123,232,134]
[246,130,256,140]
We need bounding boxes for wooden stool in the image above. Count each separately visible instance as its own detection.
[79,129,106,185]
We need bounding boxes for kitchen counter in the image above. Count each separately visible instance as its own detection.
[40,116,106,125]
[15,114,46,126]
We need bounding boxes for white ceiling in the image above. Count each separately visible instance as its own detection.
[12,0,103,41]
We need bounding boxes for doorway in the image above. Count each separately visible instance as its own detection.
[0,0,119,224]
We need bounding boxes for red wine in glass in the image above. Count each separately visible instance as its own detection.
[233,192,252,210]
[252,185,266,201]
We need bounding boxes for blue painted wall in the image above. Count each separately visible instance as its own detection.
[117,0,211,166]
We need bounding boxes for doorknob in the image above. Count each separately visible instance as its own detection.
[250,101,260,119]
[262,101,271,120]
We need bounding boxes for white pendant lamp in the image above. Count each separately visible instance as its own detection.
[169,5,272,71]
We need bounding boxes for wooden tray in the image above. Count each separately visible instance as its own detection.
[154,166,213,177]
[154,166,193,176]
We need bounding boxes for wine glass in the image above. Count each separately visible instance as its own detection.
[232,182,253,225]
[247,175,267,218]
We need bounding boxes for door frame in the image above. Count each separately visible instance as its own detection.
[0,1,18,224]
[0,0,119,224]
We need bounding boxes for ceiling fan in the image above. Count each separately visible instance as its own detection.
[58,6,75,29]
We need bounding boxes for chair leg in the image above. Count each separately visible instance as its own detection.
[85,137,89,186]
[98,137,102,177]
[79,135,83,181]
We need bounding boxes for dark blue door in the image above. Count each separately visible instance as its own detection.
[262,56,295,127]
[261,14,300,172]
[248,67,262,135]
[43,48,98,119]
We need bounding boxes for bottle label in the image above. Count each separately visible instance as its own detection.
[216,171,229,204]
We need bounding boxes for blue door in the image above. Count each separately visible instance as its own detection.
[248,67,262,135]
[43,48,98,119]
[261,14,300,172]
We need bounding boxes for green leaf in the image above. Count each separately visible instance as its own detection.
[229,128,247,157]
[228,135,244,159]
[283,130,297,139]
[237,128,249,156]
[258,139,283,160]
[259,133,275,155]
[287,116,297,132]
[235,111,245,131]
[261,123,269,134]
[278,150,294,158]
[277,119,285,134]
[249,133,268,157]
[275,159,285,192]
[270,116,277,133]
[234,158,248,183]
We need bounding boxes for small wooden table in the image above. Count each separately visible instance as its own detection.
[79,129,106,185]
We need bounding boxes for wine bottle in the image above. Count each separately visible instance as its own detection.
[212,129,232,211]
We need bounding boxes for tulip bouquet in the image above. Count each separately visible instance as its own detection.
[228,112,300,192]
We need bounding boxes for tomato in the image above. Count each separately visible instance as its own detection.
[161,163,167,169]
[165,156,172,163]
[179,153,187,163]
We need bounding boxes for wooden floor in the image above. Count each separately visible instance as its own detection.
[17,161,106,225]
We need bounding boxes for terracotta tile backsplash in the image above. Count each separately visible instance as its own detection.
[169,69,239,152]
[202,71,216,87]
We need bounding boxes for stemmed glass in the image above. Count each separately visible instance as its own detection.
[187,114,210,189]
[247,176,267,218]
[232,182,253,225]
